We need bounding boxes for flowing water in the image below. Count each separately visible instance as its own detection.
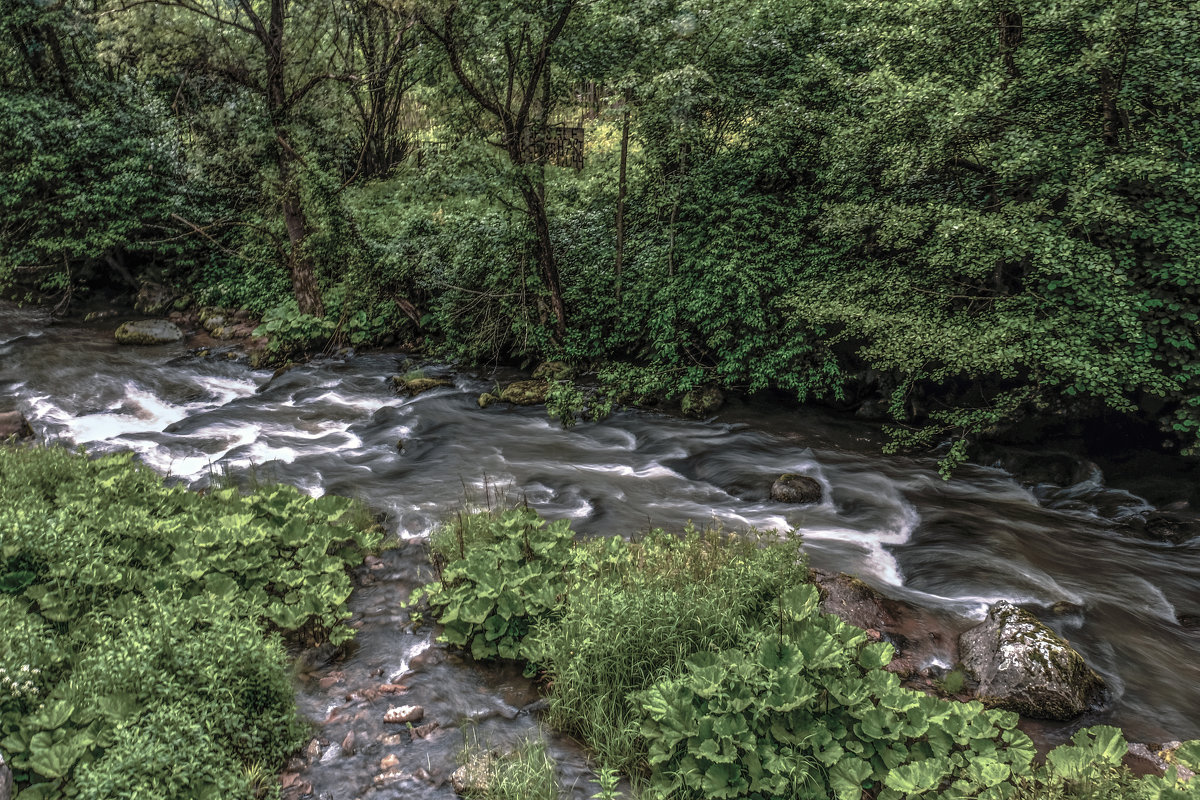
[2,303,1198,798]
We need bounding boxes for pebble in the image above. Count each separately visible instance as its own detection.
[319,742,342,764]
[380,754,400,770]
[384,704,424,724]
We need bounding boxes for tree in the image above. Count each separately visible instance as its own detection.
[105,0,363,315]
[420,0,576,339]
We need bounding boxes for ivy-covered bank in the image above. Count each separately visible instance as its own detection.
[409,508,1200,800]
[0,447,381,799]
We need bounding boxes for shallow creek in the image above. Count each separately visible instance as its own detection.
[2,303,1198,798]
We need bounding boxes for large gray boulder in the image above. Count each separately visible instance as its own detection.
[959,601,1106,720]
[114,319,184,345]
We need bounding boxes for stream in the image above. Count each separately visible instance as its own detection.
[2,302,1198,799]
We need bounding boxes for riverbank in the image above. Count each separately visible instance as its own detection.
[3,301,1200,798]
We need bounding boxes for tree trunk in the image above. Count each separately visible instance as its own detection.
[615,88,631,300]
[264,0,323,316]
[519,175,567,339]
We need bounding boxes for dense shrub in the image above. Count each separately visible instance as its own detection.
[0,446,381,798]
[411,508,1200,800]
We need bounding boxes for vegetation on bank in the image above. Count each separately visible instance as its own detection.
[410,507,1200,799]
[2,0,1198,469]
[0,446,381,799]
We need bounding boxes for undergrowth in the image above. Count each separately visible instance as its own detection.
[0,446,382,799]
[410,507,1200,800]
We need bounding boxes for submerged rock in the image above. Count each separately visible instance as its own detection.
[770,473,823,504]
[451,752,497,797]
[959,600,1106,720]
[498,380,550,405]
[391,375,453,396]
[114,319,184,345]
[383,704,424,724]
[681,386,725,418]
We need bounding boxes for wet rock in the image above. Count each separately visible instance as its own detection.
[173,294,193,311]
[532,361,575,381]
[384,704,424,724]
[83,309,120,322]
[318,742,342,763]
[811,571,888,632]
[380,754,400,770]
[681,386,725,418]
[770,473,823,504]
[1,749,12,800]
[1135,510,1200,545]
[374,771,407,788]
[378,683,408,694]
[410,721,441,742]
[959,601,1106,720]
[391,375,453,396]
[201,315,226,333]
[134,282,176,315]
[340,730,356,756]
[451,753,497,797]
[1158,741,1198,782]
[0,411,32,440]
[114,319,184,345]
[478,392,499,408]
[498,380,550,406]
[304,738,322,765]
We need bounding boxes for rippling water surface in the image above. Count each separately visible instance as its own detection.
[3,303,1198,797]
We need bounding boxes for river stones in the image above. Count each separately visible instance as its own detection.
[114,319,184,345]
[478,392,499,408]
[770,473,823,504]
[959,600,1106,720]
[391,375,453,396]
[0,411,31,440]
[383,704,424,724]
[681,386,725,418]
[498,380,550,405]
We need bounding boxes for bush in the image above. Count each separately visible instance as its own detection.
[412,507,1200,800]
[0,446,381,799]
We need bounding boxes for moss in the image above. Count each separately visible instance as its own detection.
[392,375,453,396]
[498,380,550,405]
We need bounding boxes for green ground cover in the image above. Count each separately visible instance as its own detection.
[0,446,381,799]
[411,507,1200,800]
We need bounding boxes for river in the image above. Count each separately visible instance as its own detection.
[2,302,1197,798]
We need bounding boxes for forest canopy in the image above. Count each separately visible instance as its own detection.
[2,0,1197,466]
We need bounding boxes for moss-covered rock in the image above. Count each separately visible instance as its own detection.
[498,380,550,406]
[478,392,499,408]
[680,386,725,418]
[391,375,453,396]
[114,320,184,345]
[532,360,575,382]
[770,473,823,504]
[959,600,1107,720]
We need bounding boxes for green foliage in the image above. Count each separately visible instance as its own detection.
[409,507,575,660]
[634,589,1034,800]
[415,507,1200,800]
[0,446,381,798]
[459,736,560,800]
